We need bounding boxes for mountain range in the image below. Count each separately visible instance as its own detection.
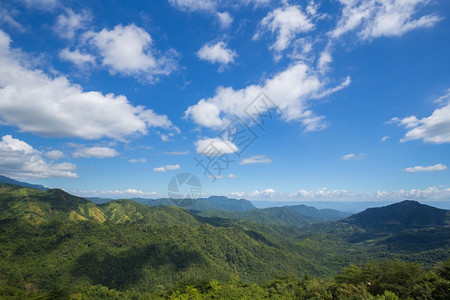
[0,177,448,298]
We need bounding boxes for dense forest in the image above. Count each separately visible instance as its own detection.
[0,183,448,299]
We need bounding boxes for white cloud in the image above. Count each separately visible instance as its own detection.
[73,146,119,159]
[59,48,96,67]
[217,11,233,28]
[153,164,180,172]
[195,138,238,156]
[87,24,177,81]
[153,167,166,172]
[0,29,175,141]
[332,0,443,40]
[168,0,270,13]
[231,186,450,202]
[405,163,447,173]
[239,155,272,165]
[54,8,91,39]
[0,135,77,179]
[128,158,147,163]
[342,153,355,160]
[391,94,450,144]
[381,135,389,142]
[185,62,349,131]
[227,173,239,178]
[75,188,161,198]
[249,188,277,198]
[168,0,216,12]
[165,164,180,170]
[341,153,367,160]
[164,150,189,155]
[45,150,64,160]
[254,5,314,52]
[197,41,237,68]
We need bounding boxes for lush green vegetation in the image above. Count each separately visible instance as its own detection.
[0,183,449,299]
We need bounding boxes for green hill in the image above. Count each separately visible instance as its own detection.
[197,207,318,228]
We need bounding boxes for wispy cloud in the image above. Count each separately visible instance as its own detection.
[163,150,189,155]
[73,146,119,159]
[153,164,180,172]
[405,164,447,173]
[341,153,367,160]
[128,158,147,163]
[239,155,272,165]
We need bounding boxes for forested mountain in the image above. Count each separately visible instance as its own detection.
[88,195,256,212]
[196,204,350,228]
[345,200,450,226]
[0,183,448,299]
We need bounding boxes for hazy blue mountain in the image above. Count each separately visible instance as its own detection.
[0,175,48,191]
[345,200,450,226]
[284,204,351,221]
[252,200,450,212]
[86,197,113,204]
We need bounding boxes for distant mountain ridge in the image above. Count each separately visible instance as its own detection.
[0,175,48,190]
[198,204,351,228]
[345,200,450,226]
[89,195,257,212]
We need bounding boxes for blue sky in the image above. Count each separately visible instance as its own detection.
[0,0,449,202]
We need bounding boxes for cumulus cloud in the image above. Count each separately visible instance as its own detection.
[168,0,216,12]
[0,29,175,141]
[86,24,177,81]
[227,173,239,178]
[54,8,91,39]
[332,0,443,40]
[185,62,349,131]
[195,138,238,156]
[405,163,447,173]
[72,146,119,159]
[0,135,77,179]
[197,41,237,69]
[59,48,96,67]
[45,150,64,160]
[217,11,233,28]
[239,155,272,165]
[390,93,450,144]
[254,4,315,52]
[153,164,180,172]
